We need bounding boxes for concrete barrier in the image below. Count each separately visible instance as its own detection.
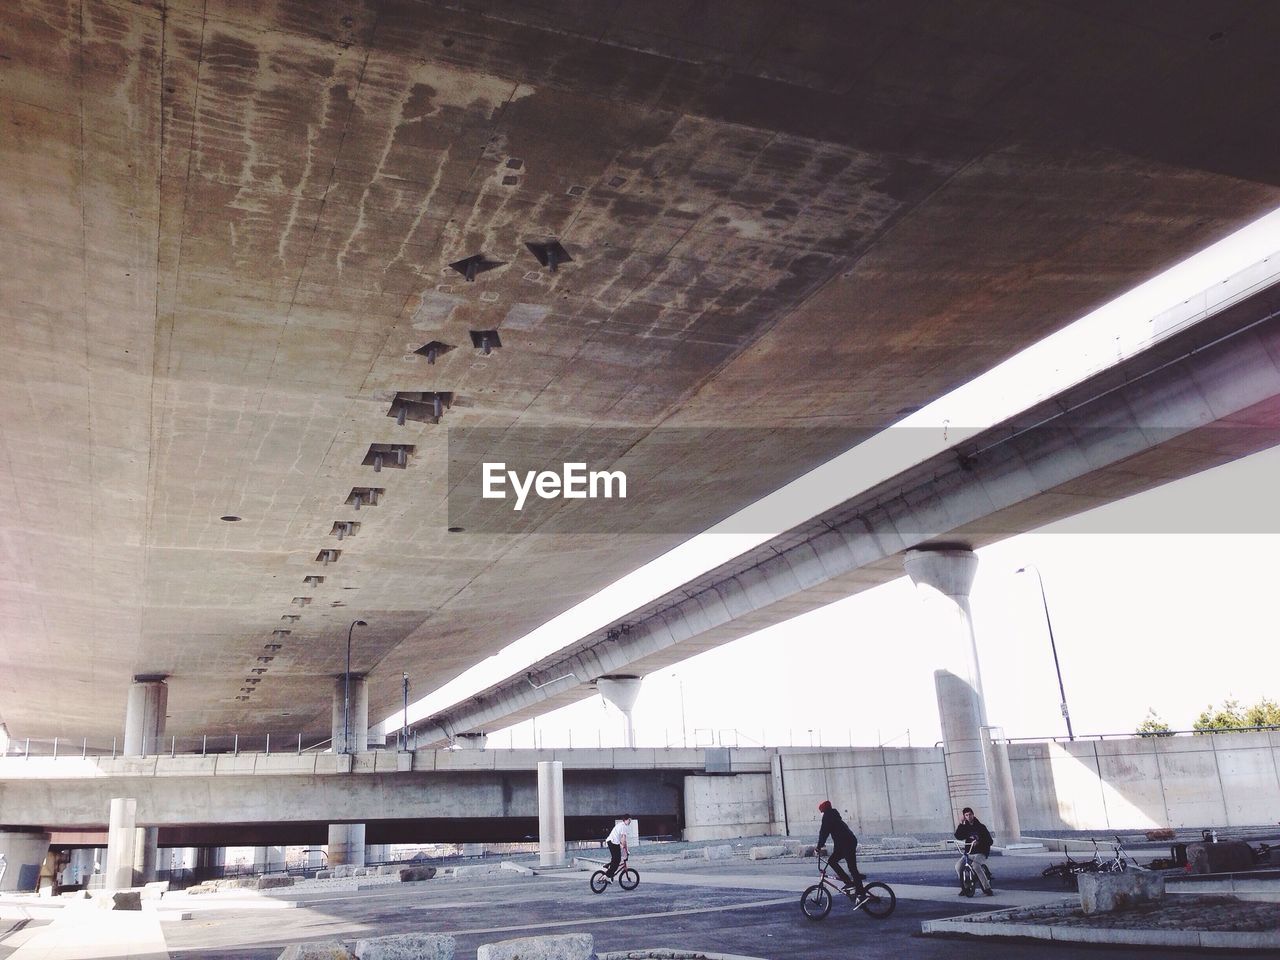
[786,844,816,857]
[278,941,354,959]
[748,845,786,860]
[1078,872,1165,915]
[477,934,593,960]
[398,866,437,882]
[353,932,455,960]
[880,836,921,849]
[258,876,295,890]
[703,845,734,860]
[141,880,169,900]
[333,865,353,879]
[107,890,142,910]
[315,870,333,880]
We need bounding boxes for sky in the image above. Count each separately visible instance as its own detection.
[380,208,1280,751]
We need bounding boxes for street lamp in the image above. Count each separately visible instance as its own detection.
[344,619,367,754]
[1015,566,1074,741]
[401,672,410,752]
[671,673,687,748]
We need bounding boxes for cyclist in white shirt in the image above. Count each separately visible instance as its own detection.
[601,815,632,883]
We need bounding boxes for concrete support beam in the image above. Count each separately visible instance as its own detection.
[327,824,365,867]
[104,798,137,891]
[537,760,565,867]
[123,677,167,757]
[905,549,996,830]
[254,845,285,872]
[332,674,369,754]
[455,733,487,750]
[132,827,159,884]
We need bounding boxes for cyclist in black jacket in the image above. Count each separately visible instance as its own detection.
[954,806,994,895]
[816,800,865,896]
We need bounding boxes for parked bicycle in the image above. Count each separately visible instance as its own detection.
[590,857,638,893]
[949,839,993,897]
[800,853,896,920]
[1041,836,1138,888]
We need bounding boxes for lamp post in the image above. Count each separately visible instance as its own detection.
[401,672,410,751]
[1016,566,1074,740]
[671,673,687,748]
[344,619,367,754]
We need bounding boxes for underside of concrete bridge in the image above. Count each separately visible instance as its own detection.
[3,1,1280,748]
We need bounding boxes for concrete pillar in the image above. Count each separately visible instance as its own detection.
[254,845,285,873]
[194,846,224,881]
[327,824,366,867]
[596,676,642,748]
[537,760,565,867]
[365,844,388,865]
[904,547,1018,839]
[132,827,159,883]
[123,676,168,756]
[331,674,368,754]
[0,829,52,892]
[104,798,138,890]
[455,732,487,749]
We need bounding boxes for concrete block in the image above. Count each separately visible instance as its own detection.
[703,845,734,860]
[258,875,295,890]
[352,868,369,878]
[879,836,921,849]
[454,864,501,877]
[476,933,593,960]
[1077,872,1165,915]
[315,870,333,880]
[333,865,353,879]
[111,890,142,911]
[398,866,437,882]
[377,865,397,875]
[748,845,786,860]
[141,880,170,900]
[353,932,455,960]
[278,941,355,960]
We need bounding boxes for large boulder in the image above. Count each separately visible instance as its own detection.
[353,932,455,960]
[398,866,437,882]
[109,891,142,911]
[477,934,593,960]
[258,875,295,890]
[1078,872,1165,915]
[748,845,786,860]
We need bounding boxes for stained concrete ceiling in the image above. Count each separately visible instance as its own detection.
[2,0,1279,742]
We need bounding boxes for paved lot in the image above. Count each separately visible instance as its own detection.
[153,853,1253,959]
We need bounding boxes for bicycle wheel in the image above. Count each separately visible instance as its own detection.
[801,884,832,920]
[960,866,976,897]
[589,871,608,894]
[859,881,896,919]
[618,867,639,890]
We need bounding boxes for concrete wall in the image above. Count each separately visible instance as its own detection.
[683,773,780,841]
[1008,731,1280,831]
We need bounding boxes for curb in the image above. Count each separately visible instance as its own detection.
[921,910,1280,949]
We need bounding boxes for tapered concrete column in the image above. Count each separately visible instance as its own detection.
[366,844,389,865]
[455,732,487,749]
[327,824,366,867]
[538,760,565,867]
[904,548,1007,837]
[596,676,642,748]
[123,676,168,756]
[132,828,159,883]
[104,798,138,891]
[331,675,368,753]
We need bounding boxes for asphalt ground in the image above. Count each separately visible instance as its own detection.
[156,852,1259,960]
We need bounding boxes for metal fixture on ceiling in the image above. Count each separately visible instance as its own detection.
[448,254,503,282]
[331,521,358,539]
[303,575,324,586]
[525,240,571,272]
[414,340,454,365]
[362,444,412,471]
[346,487,384,509]
[470,329,501,355]
[316,549,340,565]
[388,391,453,425]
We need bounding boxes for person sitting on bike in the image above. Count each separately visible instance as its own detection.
[954,806,994,895]
[601,814,632,884]
[816,800,865,896]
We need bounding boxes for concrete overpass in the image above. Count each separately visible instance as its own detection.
[5,0,1280,887]
[4,0,1280,751]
